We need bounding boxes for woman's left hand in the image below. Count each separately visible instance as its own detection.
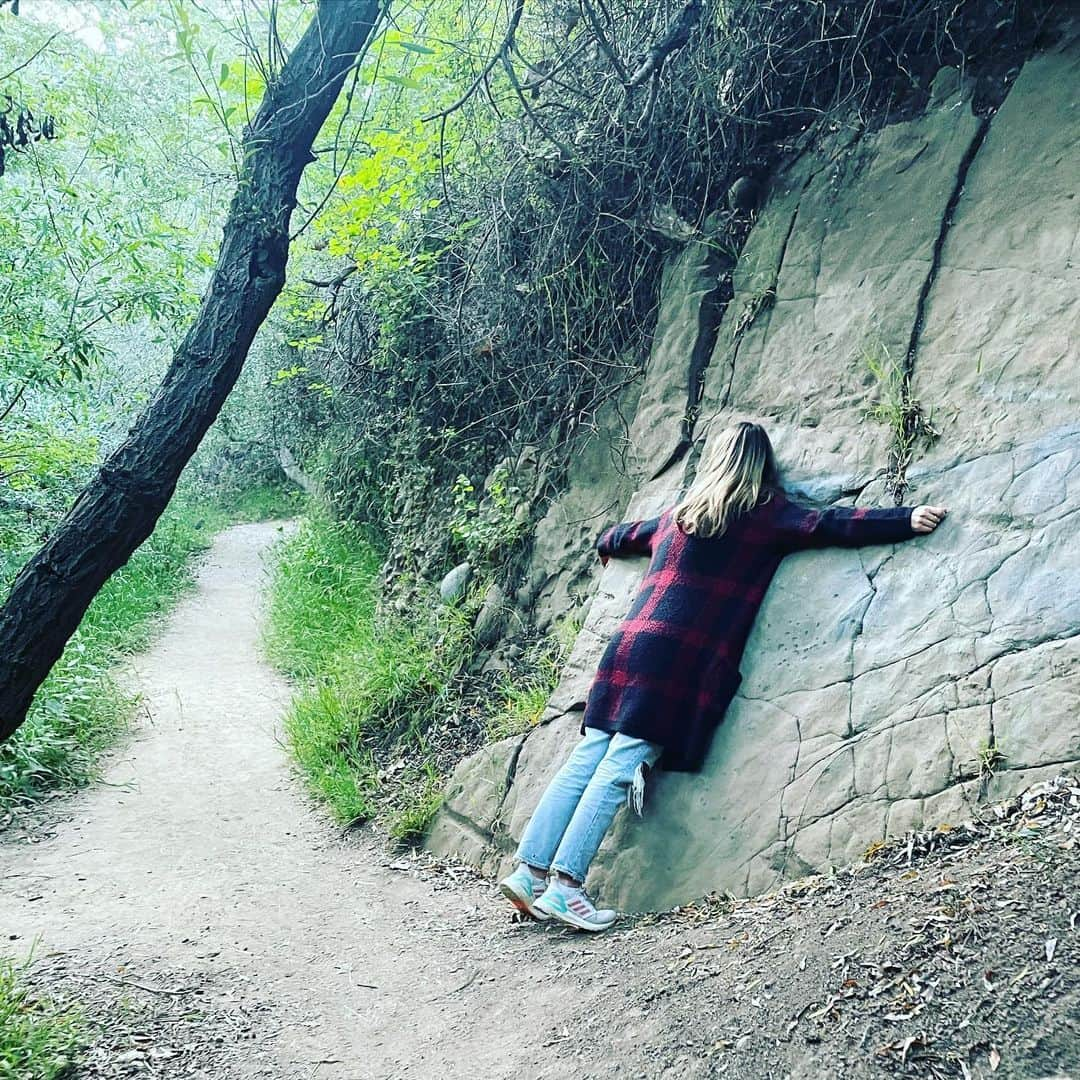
[911,505,948,533]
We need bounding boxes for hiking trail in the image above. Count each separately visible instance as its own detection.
[2,522,1076,1080]
[1,523,616,1078]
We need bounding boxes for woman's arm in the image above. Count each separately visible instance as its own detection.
[773,495,947,552]
[596,516,661,566]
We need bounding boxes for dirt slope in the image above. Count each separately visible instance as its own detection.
[1,522,1076,1080]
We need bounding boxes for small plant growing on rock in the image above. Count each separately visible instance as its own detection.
[486,679,552,742]
[862,342,940,500]
[862,837,888,861]
[733,285,776,340]
[449,465,529,565]
[484,621,577,741]
[978,738,1005,782]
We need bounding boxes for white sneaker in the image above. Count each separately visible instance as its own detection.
[498,864,551,920]
[533,880,618,932]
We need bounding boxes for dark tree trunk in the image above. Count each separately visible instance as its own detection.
[0,0,387,741]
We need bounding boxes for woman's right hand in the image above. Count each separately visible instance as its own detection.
[911,505,948,533]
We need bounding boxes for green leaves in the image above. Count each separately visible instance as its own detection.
[0,3,225,417]
[272,363,309,385]
[0,426,99,492]
[380,74,425,90]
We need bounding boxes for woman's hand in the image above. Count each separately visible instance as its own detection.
[911,505,948,533]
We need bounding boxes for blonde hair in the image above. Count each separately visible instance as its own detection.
[673,421,779,537]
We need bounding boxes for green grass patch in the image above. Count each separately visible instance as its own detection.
[387,764,445,846]
[0,497,232,812]
[215,482,305,524]
[264,513,382,680]
[484,619,578,741]
[266,515,471,839]
[485,680,552,742]
[0,956,83,1080]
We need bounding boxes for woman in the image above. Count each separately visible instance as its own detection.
[500,421,947,931]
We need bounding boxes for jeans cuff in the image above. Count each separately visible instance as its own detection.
[515,850,550,871]
[549,860,584,881]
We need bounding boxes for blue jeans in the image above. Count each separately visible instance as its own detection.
[515,727,662,883]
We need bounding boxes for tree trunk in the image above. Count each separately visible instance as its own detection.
[0,1,386,741]
[278,445,323,500]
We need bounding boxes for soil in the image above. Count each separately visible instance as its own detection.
[1,522,1077,1080]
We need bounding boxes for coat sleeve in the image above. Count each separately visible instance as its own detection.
[596,516,661,566]
[773,496,916,552]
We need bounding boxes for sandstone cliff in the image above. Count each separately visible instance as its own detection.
[426,26,1079,911]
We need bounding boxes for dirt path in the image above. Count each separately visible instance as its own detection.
[0,523,618,1079]
[3,522,1077,1080]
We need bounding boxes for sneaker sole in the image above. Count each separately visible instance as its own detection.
[499,881,551,921]
[534,901,617,933]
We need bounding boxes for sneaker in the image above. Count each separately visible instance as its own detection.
[499,864,551,921]
[533,880,618,932]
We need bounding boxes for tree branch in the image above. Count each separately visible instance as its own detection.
[0,31,61,82]
[422,0,525,122]
[626,1,702,88]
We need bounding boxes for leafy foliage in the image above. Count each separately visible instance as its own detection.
[0,7,215,416]
[449,464,529,566]
[0,1,236,591]
[232,0,1055,594]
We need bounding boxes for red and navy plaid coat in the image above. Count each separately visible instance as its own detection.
[582,489,918,772]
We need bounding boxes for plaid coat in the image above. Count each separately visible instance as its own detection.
[582,489,917,772]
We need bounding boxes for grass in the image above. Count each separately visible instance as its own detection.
[979,739,1005,782]
[387,763,445,845]
[485,617,578,741]
[264,513,383,680]
[486,681,552,741]
[215,482,305,524]
[266,515,471,838]
[0,483,298,814]
[861,341,940,497]
[267,515,580,843]
[0,956,83,1080]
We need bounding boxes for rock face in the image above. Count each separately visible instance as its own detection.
[427,30,1080,911]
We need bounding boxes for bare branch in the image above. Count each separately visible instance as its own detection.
[422,0,526,122]
[0,30,62,82]
[627,1,702,88]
